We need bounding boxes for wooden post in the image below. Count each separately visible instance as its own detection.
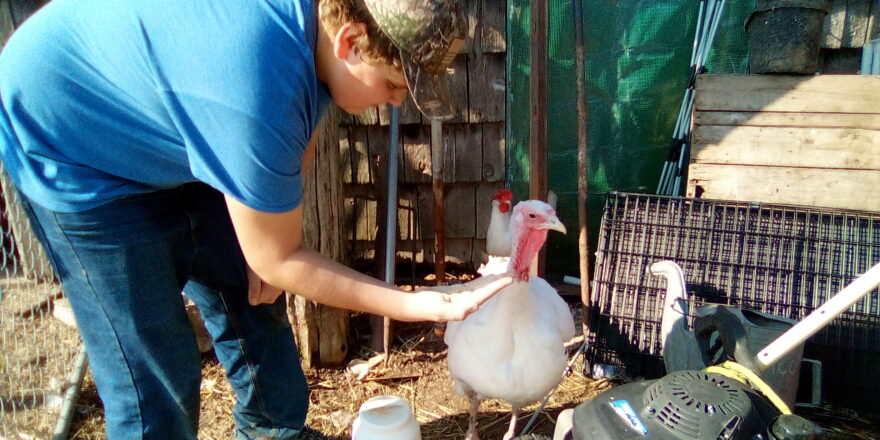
[370,121,390,353]
[431,119,446,283]
[529,0,549,276]
[288,107,351,368]
[573,0,591,331]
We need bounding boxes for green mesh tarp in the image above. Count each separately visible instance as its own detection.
[506,0,754,278]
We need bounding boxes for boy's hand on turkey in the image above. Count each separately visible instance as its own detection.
[409,272,514,322]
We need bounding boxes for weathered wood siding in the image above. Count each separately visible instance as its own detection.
[340,0,507,268]
[687,74,880,212]
[819,0,880,72]
[822,0,880,49]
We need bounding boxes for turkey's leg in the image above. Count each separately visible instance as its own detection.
[465,398,481,440]
[502,406,520,440]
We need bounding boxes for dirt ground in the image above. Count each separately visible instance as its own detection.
[64,314,880,440]
[66,312,609,440]
[48,264,880,440]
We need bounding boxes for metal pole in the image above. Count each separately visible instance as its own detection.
[384,107,400,286]
[381,106,401,354]
[52,345,88,440]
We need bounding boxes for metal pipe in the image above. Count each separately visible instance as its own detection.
[690,0,706,67]
[672,88,691,140]
[52,345,88,440]
[676,90,695,140]
[384,107,400,286]
[381,106,401,354]
[694,0,716,69]
[697,0,726,72]
[656,160,672,194]
[672,142,688,196]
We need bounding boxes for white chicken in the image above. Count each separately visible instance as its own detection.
[486,188,514,257]
[445,200,575,440]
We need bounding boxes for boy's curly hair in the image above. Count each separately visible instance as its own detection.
[318,0,402,69]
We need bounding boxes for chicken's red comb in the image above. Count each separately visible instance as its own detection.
[492,189,513,202]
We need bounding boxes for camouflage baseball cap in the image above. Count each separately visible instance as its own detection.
[363,0,467,121]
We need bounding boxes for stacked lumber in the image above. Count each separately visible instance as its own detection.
[687,74,880,212]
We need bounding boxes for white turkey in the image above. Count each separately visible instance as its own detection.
[445,200,575,440]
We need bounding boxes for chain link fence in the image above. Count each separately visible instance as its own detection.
[0,169,85,440]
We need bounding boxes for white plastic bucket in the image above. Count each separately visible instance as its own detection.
[351,395,421,440]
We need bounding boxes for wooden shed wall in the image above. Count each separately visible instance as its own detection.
[822,0,880,49]
[338,0,507,268]
[820,0,880,73]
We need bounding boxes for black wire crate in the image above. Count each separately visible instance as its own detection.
[584,192,880,414]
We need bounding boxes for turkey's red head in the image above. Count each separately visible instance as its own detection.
[492,189,514,213]
[508,200,566,280]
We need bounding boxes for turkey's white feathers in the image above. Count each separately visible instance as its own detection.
[476,255,510,277]
[444,276,575,408]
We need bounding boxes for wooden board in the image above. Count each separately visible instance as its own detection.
[338,125,353,184]
[692,125,880,169]
[445,238,474,264]
[347,126,372,184]
[409,238,474,265]
[445,56,471,124]
[686,164,880,212]
[395,186,416,241]
[353,197,377,241]
[694,111,880,129]
[481,122,506,182]
[443,123,483,182]
[692,74,880,213]
[444,184,476,238]
[695,75,880,113]
[350,107,379,126]
[822,0,874,48]
[294,109,350,367]
[414,183,434,241]
[823,0,848,49]
[401,124,432,184]
[463,0,478,54]
[478,0,506,53]
[468,52,506,123]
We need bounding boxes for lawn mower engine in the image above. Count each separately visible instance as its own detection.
[569,369,814,440]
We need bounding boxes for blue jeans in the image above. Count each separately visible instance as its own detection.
[21,183,308,440]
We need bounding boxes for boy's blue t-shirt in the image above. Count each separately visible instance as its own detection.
[0,0,331,213]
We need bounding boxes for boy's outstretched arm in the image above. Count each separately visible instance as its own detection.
[225,195,513,322]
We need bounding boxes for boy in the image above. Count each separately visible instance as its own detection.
[0,0,512,438]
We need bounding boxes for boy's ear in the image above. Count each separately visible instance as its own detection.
[333,22,368,61]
